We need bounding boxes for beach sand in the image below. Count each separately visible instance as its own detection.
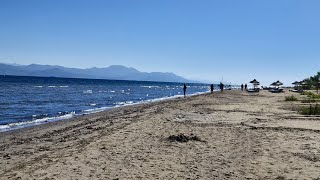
[1,90,320,179]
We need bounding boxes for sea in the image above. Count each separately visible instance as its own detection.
[0,75,218,132]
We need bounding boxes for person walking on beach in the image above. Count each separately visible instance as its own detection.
[210,84,214,93]
[245,84,248,90]
[219,82,224,92]
[183,83,187,97]
[241,84,244,91]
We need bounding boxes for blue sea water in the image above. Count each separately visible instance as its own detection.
[0,75,214,132]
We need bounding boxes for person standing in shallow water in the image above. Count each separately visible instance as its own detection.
[210,84,214,93]
[183,83,187,97]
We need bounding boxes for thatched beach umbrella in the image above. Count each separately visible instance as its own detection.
[271,80,283,88]
[292,81,301,89]
[250,79,260,89]
[299,80,309,90]
[292,81,300,86]
[275,80,283,86]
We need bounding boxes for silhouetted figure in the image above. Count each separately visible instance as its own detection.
[241,84,244,91]
[219,82,224,92]
[245,84,248,90]
[210,84,214,93]
[183,83,187,97]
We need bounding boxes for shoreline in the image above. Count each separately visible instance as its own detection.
[0,91,212,136]
[0,90,211,133]
[1,90,320,179]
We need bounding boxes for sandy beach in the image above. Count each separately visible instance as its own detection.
[1,90,320,179]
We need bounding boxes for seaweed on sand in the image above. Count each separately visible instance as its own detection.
[167,133,206,143]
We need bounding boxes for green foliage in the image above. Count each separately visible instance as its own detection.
[300,104,320,115]
[301,71,320,90]
[309,93,320,99]
[285,95,298,101]
[301,91,314,96]
[301,91,320,99]
[300,91,320,103]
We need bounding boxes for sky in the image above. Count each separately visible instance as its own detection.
[0,0,320,85]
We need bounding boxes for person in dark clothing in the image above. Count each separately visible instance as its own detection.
[183,83,187,97]
[245,84,248,90]
[210,84,214,93]
[219,82,224,92]
[241,84,244,91]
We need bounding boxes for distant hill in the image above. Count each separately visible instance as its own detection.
[0,63,199,83]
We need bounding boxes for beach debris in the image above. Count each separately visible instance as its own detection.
[86,126,93,130]
[167,133,205,143]
[275,176,286,180]
[3,154,11,159]
[38,146,50,151]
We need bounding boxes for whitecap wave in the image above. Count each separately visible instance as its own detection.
[141,86,161,88]
[114,101,134,106]
[0,113,75,132]
[82,107,111,114]
[83,90,93,94]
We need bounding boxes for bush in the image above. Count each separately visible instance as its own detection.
[309,93,320,99]
[300,104,320,115]
[285,95,298,101]
[301,91,320,99]
[301,91,314,96]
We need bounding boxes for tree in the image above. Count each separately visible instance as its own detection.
[301,71,320,91]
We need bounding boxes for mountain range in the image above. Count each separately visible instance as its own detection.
[0,63,198,83]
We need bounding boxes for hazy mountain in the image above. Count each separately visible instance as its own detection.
[0,63,199,83]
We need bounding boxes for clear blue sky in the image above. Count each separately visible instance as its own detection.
[0,0,319,85]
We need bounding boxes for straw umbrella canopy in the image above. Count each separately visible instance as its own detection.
[301,80,307,87]
[250,79,260,89]
[275,80,283,86]
[301,80,307,85]
[270,82,277,87]
[292,81,301,89]
[271,80,283,88]
[292,81,300,85]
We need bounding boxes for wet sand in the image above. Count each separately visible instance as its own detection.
[1,90,320,179]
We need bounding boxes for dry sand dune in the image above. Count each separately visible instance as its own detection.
[1,90,320,179]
